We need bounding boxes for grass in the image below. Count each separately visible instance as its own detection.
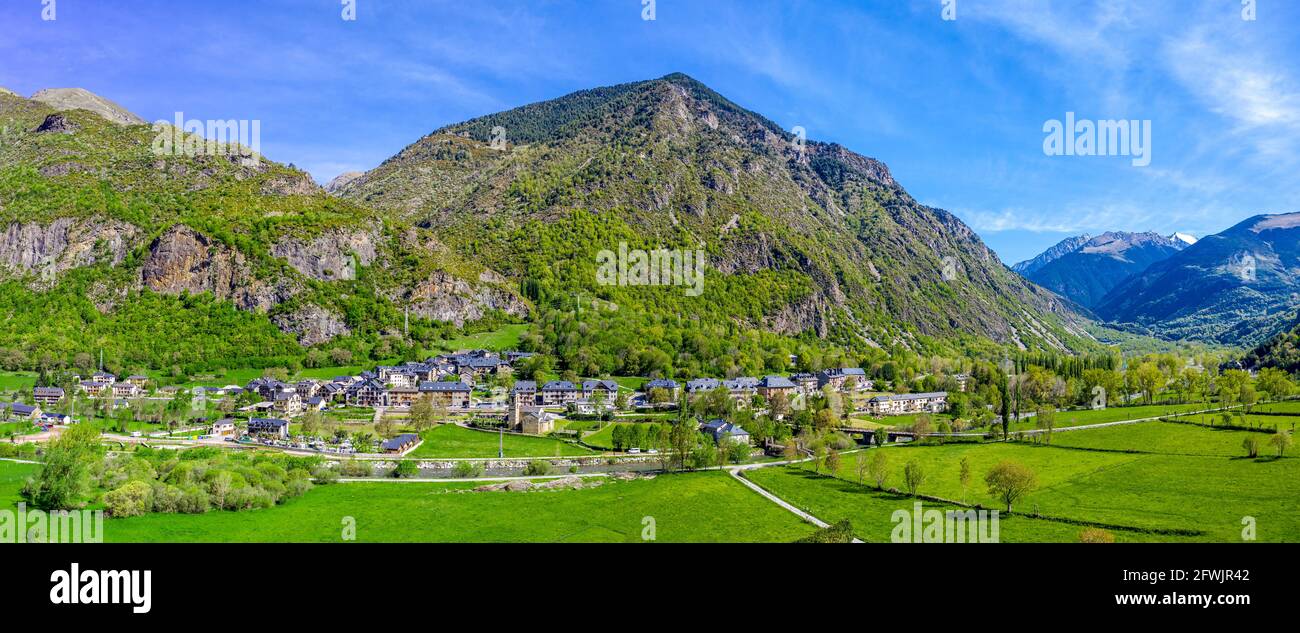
[743,466,1179,543]
[0,461,813,542]
[1163,413,1298,432]
[0,371,37,391]
[407,424,593,458]
[1051,421,1296,458]
[433,324,528,352]
[1009,402,1217,432]
[797,422,1300,541]
[582,421,668,450]
[1254,401,1300,415]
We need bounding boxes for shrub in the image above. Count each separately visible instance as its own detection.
[103,481,152,518]
[338,460,372,478]
[392,460,419,479]
[1079,528,1115,543]
[523,460,551,476]
[1242,435,1261,458]
[453,461,485,478]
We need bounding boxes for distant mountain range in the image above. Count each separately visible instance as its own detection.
[1093,213,1300,345]
[1013,231,1192,310]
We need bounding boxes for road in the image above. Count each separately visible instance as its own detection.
[726,459,865,543]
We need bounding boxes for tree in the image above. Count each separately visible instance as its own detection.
[1133,362,1165,405]
[1035,407,1056,444]
[23,423,102,510]
[984,460,1037,512]
[375,415,395,439]
[868,450,889,490]
[1270,431,1293,457]
[854,451,870,485]
[611,424,627,451]
[300,409,323,437]
[958,457,971,503]
[902,459,925,496]
[1257,368,1294,402]
[409,395,437,432]
[824,448,841,476]
[874,427,888,448]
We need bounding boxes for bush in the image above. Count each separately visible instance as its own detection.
[392,460,419,479]
[1242,435,1261,458]
[310,464,339,484]
[1079,527,1115,543]
[523,460,551,476]
[338,460,372,478]
[103,481,152,518]
[453,461,485,478]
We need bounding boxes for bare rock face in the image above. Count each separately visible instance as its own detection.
[270,226,380,281]
[399,271,529,326]
[30,88,146,126]
[35,113,78,134]
[272,303,351,346]
[140,225,297,312]
[260,172,322,196]
[324,171,364,195]
[0,219,139,282]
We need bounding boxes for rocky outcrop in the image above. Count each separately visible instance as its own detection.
[324,171,364,195]
[140,225,297,312]
[271,226,380,281]
[30,88,146,126]
[0,219,139,282]
[260,172,321,196]
[35,113,78,134]
[272,303,351,346]
[398,271,529,326]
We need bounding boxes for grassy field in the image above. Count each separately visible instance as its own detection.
[407,424,593,458]
[432,324,528,352]
[1008,402,1218,432]
[582,421,668,450]
[789,421,1300,541]
[1253,401,1300,415]
[743,466,1182,543]
[0,371,37,391]
[1164,413,1299,432]
[1051,421,1296,458]
[0,461,813,543]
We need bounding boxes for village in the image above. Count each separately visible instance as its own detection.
[1,349,951,459]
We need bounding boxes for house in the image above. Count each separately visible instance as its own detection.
[91,372,117,385]
[247,377,288,401]
[111,382,141,399]
[304,396,327,411]
[511,380,538,406]
[581,379,618,401]
[701,419,751,445]
[79,381,107,397]
[41,412,73,425]
[33,387,64,406]
[2,403,43,420]
[520,408,557,435]
[867,392,949,416]
[346,378,390,408]
[950,373,973,393]
[723,377,760,405]
[272,390,303,416]
[757,376,797,400]
[210,418,238,437]
[817,368,871,392]
[294,380,321,399]
[539,381,580,405]
[247,418,290,439]
[685,378,721,395]
[417,381,472,408]
[643,379,679,399]
[381,433,421,454]
[387,387,420,408]
[789,373,819,395]
[125,375,149,388]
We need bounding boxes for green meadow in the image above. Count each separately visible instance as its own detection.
[0,461,811,543]
[406,424,593,459]
[760,421,1300,542]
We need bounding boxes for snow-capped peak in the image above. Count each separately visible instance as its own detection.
[1171,232,1198,246]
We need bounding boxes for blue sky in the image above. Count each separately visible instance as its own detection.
[2,0,1299,264]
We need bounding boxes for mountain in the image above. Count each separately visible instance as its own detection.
[1015,232,1190,309]
[1094,213,1300,344]
[1012,234,1093,276]
[0,74,1099,377]
[0,87,524,371]
[1243,313,1300,372]
[336,73,1095,361]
